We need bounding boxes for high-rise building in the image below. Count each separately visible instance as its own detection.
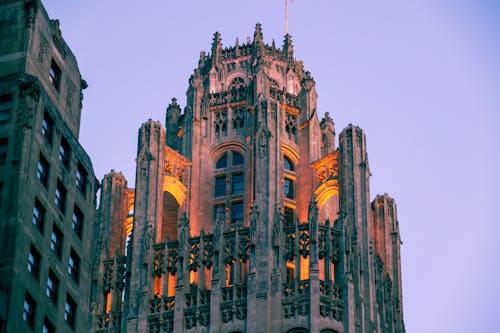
[0,1,98,332]
[91,24,405,333]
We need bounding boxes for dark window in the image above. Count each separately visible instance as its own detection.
[0,137,7,165]
[43,317,55,333]
[68,249,80,283]
[37,154,50,187]
[55,181,66,213]
[46,270,59,305]
[27,245,41,280]
[232,152,244,166]
[42,111,54,143]
[284,178,294,199]
[232,173,244,194]
[215,154,227,169]
[76,163,87,194]
[49,59,61,91]
[0,94,12,123]
[231,201,243,224]
[51,225,63,258]
[72,205,83,238]
[284,156,294,171]
[214,176,226,197]
[64,294,76,329]
[32,199,45,233]
[284,207,295,226]
[59,137,70,168]
[23,292,36,328]
[214,204,225,222]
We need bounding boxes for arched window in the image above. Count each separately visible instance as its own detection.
[284,156,294,171]
[229,76,245,90]
[213,150,245,224]
[283,156,295,200]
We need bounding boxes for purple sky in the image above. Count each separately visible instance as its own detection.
[42,1,500,331]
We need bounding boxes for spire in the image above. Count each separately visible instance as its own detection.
[283,33,294,62]
[211,31,222,67]
[235,37,240,56]
[254,23,263,43]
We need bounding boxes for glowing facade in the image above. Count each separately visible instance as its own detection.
[91,24,405,333]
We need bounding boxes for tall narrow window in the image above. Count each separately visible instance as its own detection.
[37,154,50,187]
[68,249,80,283]
[59,137,70,168]
[284,206,295,226]
[33,199,45,233]
[214,109,228,138]
[27,245,41,280]
[23,292,36,328]
[283,155,296,201]
[55,180,66,213]
[284,178,295,199]
[0,94,12,123]
[76,163,87,194]
[231,201,243,224]
[72,205,83,238]
[43,317,55,333]
[214,176,226,197]
[0,137,7,165]
[232,173,244,194]
[49,59,61,91]
[46,270,59,305]
[51,225,63,258]
[42,111,54,143]
[64,294,76,329]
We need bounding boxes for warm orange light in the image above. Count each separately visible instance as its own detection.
[154,276,163,297]
[167,273,176,297]
[300,257,310,280]
[105,292,112,314]
[189,270,198,287]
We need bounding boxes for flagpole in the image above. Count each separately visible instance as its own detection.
[285,0,289,35]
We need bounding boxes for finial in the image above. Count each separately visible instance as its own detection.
[254,23,263,43]
[235,37,240,56]
[211,31,222,67]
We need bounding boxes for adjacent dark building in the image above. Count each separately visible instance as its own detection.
[0,1,98,332]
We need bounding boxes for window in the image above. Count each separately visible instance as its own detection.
[51,225,63,258]
[64,294,76,329]
[231,201,243,224]
[214,176,226,197]
[72,205,83,238]
[23,292,36,328]
[284,206,295,226]
[232,152,244,166]
[43,317,55,333]
[59,137,70,168]
[37,154,50,187]
[46,270,59,305]
[55,180,66,213]
[42,111,54,143]
[49,59,61,91]
[215,154,227,169]
[68,249,80,283]
[284,178,295,199]
[27,245,41,280]
[32,199,45,233]
[214,109,228,138]
[76,163,87,194]
[284,156,294,171]
[0,94,12,123]
[214,204,225,222]
[232,173,244,194]
[0,137,7,165]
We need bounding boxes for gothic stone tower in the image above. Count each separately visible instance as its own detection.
[91,24,404,333]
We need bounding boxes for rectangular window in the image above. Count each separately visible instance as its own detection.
[55,180,66,213]
[68,249,80,283]
[231,173,244,195]
[46,270,59,305]
[0,137,7,165]
[284,206,295,226]
[231,201,243,224]
[214,204,225,223]
[42,111,54,143]
[32,199,45,233]
[214,176,226,197]
[27,245,41,280]
[76,163,87,194]
[64,294,76,329]
[51,225,63,258]
[59,137,70,168]
[49,59,61,91]
[284,178,294,200]
[23,292,36,328]
[72,205,83,238]
[0,94,12,123]
[43,317,55,333]
[37,154,50,187]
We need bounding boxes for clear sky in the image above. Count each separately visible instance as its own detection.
[42,1,500,332]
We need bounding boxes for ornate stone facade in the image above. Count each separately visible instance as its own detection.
[91,24,405,333]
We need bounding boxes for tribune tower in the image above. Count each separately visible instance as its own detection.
[92,24,405,333]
